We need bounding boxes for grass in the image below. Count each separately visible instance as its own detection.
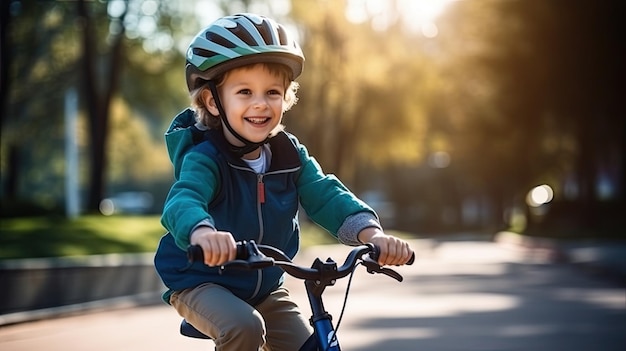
[0,215,415,259]
[0,215,166,259]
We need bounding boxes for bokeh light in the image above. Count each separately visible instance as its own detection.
[526,184,554,208]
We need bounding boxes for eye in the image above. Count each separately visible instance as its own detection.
[267,89,283,96]
[237,89,252,95]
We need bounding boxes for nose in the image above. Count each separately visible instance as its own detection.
[252,95,269,109]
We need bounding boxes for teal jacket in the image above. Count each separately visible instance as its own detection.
[154,109,380,305]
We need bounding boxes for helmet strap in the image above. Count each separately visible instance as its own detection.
[207,81,268,158]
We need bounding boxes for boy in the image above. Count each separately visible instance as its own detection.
[154,13,414,351]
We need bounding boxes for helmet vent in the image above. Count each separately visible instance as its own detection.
[229,24,258,47]
[193,48,216,58]
[276,24,288,46]
[255,19,275,45]
[206,32,237,49]
[185,13,305,90]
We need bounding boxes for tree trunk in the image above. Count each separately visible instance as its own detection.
[77,0,127,212]
[0,0,10,124]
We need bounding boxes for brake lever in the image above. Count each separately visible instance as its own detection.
[219,240,275,273]
[187,240,275,273]
[219,257,274,272]
[361,255,404,282]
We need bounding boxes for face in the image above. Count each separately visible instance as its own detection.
[205,64,286,149]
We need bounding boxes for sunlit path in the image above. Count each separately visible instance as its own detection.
[1,240,624,351]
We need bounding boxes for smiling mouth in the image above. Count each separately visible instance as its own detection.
[245,117,271,125]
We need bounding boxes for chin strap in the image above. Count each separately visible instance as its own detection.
[207,81,269,158]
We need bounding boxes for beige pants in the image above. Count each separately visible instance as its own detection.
[170,283,312,351]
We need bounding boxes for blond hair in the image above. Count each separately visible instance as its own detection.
[190,62,299,129]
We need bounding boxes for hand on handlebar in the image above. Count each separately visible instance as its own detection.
[188,241,413,283]
[189,227,237,267]
[357,228,414,266]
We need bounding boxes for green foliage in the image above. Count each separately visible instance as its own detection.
[0,216,418,259]
[288,0,435,186]
[106,97,172,185]
[431,0,625,226]
[0,215,166,259]
[2,0,623,235]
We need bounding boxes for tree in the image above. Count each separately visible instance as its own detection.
[288,0,433,188]
[77,0,128,212]
[1,0,191,215]
[435,0,625,232]
[1,0,79,212]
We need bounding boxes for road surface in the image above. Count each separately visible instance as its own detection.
[1,239,624,350]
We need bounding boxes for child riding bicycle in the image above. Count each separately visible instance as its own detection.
[154,13,414,351]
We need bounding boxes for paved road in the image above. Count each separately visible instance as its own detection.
[1,239,624,350]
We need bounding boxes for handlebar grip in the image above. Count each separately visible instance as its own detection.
[369,246,415,266]
[407,252,415,265]
[187,245,204,262]
[186,242,249,263]
[187,241,274,270]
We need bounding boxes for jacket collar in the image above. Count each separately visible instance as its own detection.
[205,128,301,172]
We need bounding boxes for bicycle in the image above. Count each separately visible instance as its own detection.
[180,240,414,350]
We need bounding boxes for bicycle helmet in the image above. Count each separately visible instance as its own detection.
[184,14,305,157]
[185,13,305,91]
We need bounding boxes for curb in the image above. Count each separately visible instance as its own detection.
[0,252,164,326]
[0,291,163,326]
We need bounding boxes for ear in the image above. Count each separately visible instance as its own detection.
[202,89,220,116]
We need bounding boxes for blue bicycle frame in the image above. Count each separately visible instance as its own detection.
[181,241,412,350]
[302,257,345,351]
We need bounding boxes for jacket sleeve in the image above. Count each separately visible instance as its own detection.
[161,150,220,250]
[294,139,380,240]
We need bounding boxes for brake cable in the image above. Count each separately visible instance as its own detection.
[324,261,362,351]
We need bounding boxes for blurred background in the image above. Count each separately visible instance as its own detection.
[1,0,624,239]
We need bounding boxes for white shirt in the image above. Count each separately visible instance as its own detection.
[243,144,271,173]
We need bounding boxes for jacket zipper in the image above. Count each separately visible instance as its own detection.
[252,174,265,302]
[257,174,266,204]
[256,173,265,243]
[227,163,301,302]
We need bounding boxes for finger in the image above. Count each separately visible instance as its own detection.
[406,248,415,264]
[399,242,412,265]
[205,238,222,266]
[216,239,232,266]
[386,241,400,266]
[227,238,237,262]
[377,242,389,266]
[399,245,411,265]
[388,240,409,266]
[401,243,414,265]
[202,243,214,266]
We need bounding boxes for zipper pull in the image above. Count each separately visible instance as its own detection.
[257,175,265,204]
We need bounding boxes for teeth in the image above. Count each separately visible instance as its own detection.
[246,118,269,124]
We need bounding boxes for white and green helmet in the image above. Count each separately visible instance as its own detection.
[185,13,305,91]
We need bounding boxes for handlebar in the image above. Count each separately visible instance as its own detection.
[187,241,414,282]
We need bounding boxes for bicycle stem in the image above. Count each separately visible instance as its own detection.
[305,257,342,350]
